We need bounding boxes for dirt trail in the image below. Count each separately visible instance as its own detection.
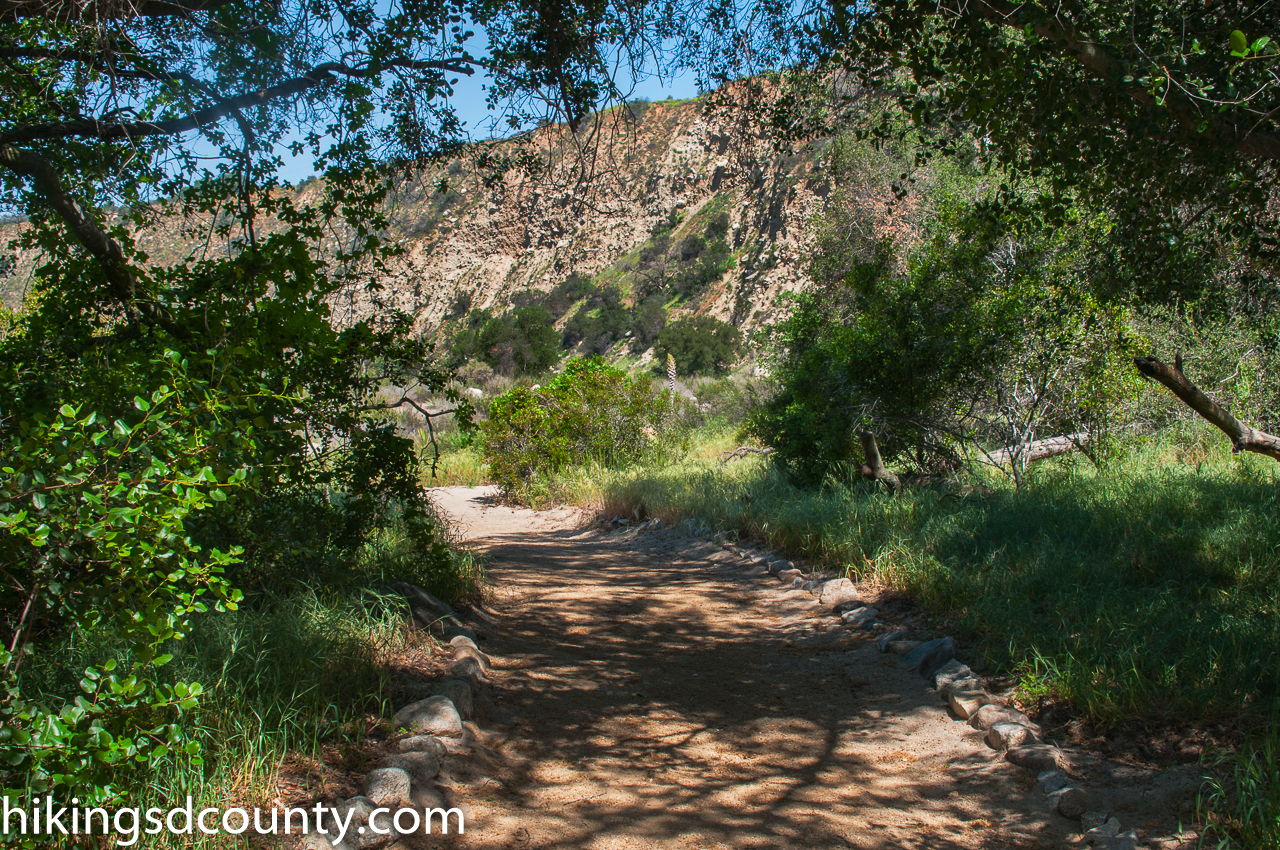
[425,486,1073,850]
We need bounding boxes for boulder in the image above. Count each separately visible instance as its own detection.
[1053,785,1102,820]
[841,606,878,628]
[1006,744,1065,773]
[1084,816,1122,841]
[376,751,443,785]
[945,677,990,719]
[394,696,464,737]
[364,767,411,807]
[987,721,1037,750]
[431,679,474,720]
[876,630,906,652]
[901,637,956,678]
[1037,770,1071,794]
[1080,811,1111,833]
[398,735,447,757]
[932,659,972,693]
[817,578,862,608]
[969,703,1037,733]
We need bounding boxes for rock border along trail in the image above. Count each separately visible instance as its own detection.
[310,486,1206,850]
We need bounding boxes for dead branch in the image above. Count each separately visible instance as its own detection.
[858,430,900,492]
[985,431,1092,466]
[1134,355,1280,462]
[718,445,774,467]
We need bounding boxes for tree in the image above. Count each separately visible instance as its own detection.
[655,315,743,377]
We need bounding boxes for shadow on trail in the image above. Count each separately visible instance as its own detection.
[418,521,1056,850]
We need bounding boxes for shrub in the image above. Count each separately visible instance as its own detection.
[451,306,561,375]
[481,358,691,495]
[655,315,744,376]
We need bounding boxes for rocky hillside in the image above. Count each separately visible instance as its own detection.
[0,92,907,348]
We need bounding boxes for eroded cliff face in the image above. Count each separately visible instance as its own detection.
[325,97,839,339]
[1,94,902,339]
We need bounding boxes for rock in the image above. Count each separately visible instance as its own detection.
[1084,816,1122,840]
[876,630,906,652]
[900,636,956,677]
[945,678,990,720]
[463,387,484,399]
[1054,785,1102,820]
[801,580,823,592]
[969,702,1037,733]
[833,599,871,614]
[932,658,972,693]
[449,656,489,685]
[841,606,878,627]
[448,635,480,652]
[987,721,1037,750]
[765,559,789,575]
[453,644,490,673]
[790,576,807,589]
[1006,744,1064,772]
[1080,811,1111,833]
[364,767,412,807]
[1037,770,1071,794]
[864,621,893,633]
[885,640,921,655]
[394,696,464,737]
[330,797,396,850]
[410,783,449,810]
[431,679,474,720]
[398,735,447,757]
[386,583,460,632]
[377,751,443,785]
[778,568,802,582]
[817,578,862,608]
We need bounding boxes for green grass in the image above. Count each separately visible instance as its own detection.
[1199,724,1280,849]
[557,423,1280,723]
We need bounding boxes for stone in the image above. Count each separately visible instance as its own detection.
[1054,785,1102,820]
[765,559,789,575]
[833,599,871,614]
[885,640,921,655]
[1005,744,1064,772]
[386,583,460,632]
[932,659,972,693]
[364,767,412,807]
[431,679,473,720]
[790,576,807,589]
[453,644,490,673]
[377,751,443,785]
[900,636,956,677]
[864,621,893,632]
[1084,816,1122,840]
[777,568,802,582]
[1037,770,1071,794]
[817,578,862,608]
[330,797,396,850]
[876,630,906,652]
[987,721,1037,750]
[801,580,823,592]
[969,702,1037,733]
[945,678,990,720]
[840,606,878,627]
[1080,811,1111,833]
[449,656,489,685]
[397,735,447,757]
[394,696,464,737]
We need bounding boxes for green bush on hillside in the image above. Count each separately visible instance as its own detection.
[482,358,692,495]
[655,315,744,377]
[449,306,561,375]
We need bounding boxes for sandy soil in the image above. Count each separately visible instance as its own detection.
[418,486,1081,850]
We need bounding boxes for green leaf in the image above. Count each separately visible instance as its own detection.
[1230,29,1248,55]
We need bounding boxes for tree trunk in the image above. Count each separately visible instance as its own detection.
[1133,355,1280,462]
[858,431,900,491]
[986,432,1091,467]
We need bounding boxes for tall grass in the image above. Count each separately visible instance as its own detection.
[1199,724,1280,849]
[560,423,1280,722]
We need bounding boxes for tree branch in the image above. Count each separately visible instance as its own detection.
[0,57,478,147]
[0,144,183,334]
[1134,355,1280,462]
[0,0,231,24]
[954,0,1280,162]
[858,430,900,492]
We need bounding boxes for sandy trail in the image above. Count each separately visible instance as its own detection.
[423,485,1071,850]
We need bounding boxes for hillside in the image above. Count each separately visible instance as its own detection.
[0,94,908,345]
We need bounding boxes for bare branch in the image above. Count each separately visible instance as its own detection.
[0,0,231,24]
[1134,355,1280,462]
[0,57,478,147]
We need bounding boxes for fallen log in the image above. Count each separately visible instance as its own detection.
[985,432,1091,467]
[1134,355,1280,462]
[718,446,775,467]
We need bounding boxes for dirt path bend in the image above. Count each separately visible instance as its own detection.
[426,486,1072,850]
